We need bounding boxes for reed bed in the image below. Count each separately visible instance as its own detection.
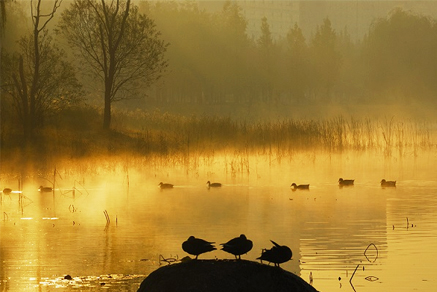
[2,109,436,172]
[109,110,436,159]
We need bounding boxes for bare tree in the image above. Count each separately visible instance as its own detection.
[1,0,82,140]
[58,0,168,130]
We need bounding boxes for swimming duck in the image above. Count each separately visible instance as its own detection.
[207,181,222,188]
[338,178,354,186]
[290,183,310,190]
[2,188,12,194]
[381,179,396,187]
[182,236,216,259]
[39,186,53,192]
[158,182,174,189]
[257,240,292,267]
[220,234,253,259]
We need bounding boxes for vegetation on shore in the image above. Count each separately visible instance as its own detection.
[1,106,434,169]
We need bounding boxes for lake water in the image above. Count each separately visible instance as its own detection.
[1,150,437,291]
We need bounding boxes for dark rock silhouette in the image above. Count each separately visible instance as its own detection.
[137,259,318,292]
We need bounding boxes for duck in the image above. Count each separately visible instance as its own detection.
[338,178,354,186]
[2,188,12,194]
[290,183,310,190]
[220,234,253,260]
[257,240,292,267]
[207,181,222,188]
[39,186,53,192]
[182,236,216,259]
[158,182,174,189]
[381,179,396,187]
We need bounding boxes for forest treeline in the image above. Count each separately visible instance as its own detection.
[140,2,437,106]
[1,0,437,159]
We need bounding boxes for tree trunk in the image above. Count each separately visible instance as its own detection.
[103,89,111,130]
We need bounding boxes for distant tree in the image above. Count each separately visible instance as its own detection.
[310,18,341,102]
[1,0,82,140]
[363,8,437,102]
[257,17,276,102]
[1,0,7,32]
[336,26,363,102]
[258,16,273,51]
[286,23,310,102]
[217,1,249,102]
[58,0,168,130]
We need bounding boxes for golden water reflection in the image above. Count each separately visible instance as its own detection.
[1,150,437,291]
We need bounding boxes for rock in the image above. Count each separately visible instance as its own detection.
[137,259,318,292]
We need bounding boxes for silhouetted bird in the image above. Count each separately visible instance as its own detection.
[290,183,310,190]
[2,188,12,194]
[182,236,216,259]
[381,179,396,187]
[39,186,53,192]
[338,178,354,186]
[207,181,222,188]
[257,240,292,267]
[221,234,253,259]
[158,182,174,189]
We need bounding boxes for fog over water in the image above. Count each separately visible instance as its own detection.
[2,149,437,291]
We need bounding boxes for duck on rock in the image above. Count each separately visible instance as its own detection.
[257,240,292,267]
[182,236,216,259]
[220,234,253,260]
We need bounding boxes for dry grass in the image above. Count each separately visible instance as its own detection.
[1,108,435,171]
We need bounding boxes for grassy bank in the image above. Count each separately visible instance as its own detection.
[1,107,435,171]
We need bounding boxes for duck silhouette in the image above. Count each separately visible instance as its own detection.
[290,183,310,190]
[221,234,253,259]
[338,178,354,186]
[207,181,222,188]
[381,179,396,187]
[39,186,53,192]
[257,240,292,267]
[2,188,12,194]
[158,182,174,189]
[182,236,216,259]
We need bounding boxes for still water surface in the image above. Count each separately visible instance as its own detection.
[1,150,437,291]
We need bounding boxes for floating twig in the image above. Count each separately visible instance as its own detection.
[103,210,110,231]
[159,254,179,265]
[349,264,359,292]
[103,210,110,224]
